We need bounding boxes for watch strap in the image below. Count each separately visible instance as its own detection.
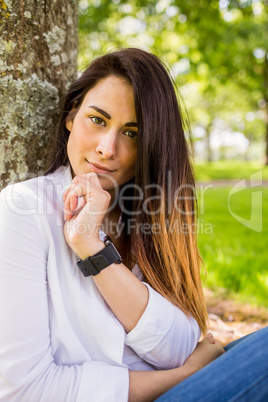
[77,239,122,277]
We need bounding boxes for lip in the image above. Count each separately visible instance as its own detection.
[87,161,116,174]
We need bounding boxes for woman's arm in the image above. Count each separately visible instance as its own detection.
[129,365,192,402]
[64,173,150,333]
[72,240,200,370]
[64,173,201,369]
[124,283,201,369]
[0,181,223,402]
[128,334,225,402]
[0,184,129,402]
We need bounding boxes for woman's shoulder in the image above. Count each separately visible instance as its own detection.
[0,165,71,201]
[0,165,72,218]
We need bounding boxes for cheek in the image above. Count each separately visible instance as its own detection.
[66,133,74,161]
[67,129,85,155]
[123,151,136,179]
[66,131,83,167]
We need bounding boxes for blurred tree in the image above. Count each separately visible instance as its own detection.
[0,0,78,188]
[187,79,265,161]
[200,0,268,163]
[78,0,267,163]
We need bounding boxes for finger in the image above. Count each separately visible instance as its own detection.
[69,174,106,210]
[66,183,84,212]
[214,340,225,352]
[68,176,95,207]
[63,184,74,220]
[63,197,73,221]
[207,333,215,344]
[64,173,109,220]
[64,179,89,220]
[65,172,102,203]
[72,172,103,192]
[84,172,102,188]
[63,187,71,203]
[63,182,79,202]
[201,333,215,345]
[63,183,82,221]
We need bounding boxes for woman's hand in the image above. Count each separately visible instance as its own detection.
[128,334,225,402]
[63,172,111,258]
[183,333,225,375]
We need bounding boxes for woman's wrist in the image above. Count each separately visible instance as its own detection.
[128,365,195,402]
[74,238,105,260]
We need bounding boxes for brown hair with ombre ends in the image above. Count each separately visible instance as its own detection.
[46,48,208,334]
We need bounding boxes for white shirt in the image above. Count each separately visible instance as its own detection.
[0,166,200,402]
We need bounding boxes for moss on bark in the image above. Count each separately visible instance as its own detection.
[0,0,78,188]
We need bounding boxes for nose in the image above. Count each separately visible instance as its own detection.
[95,129,118,160]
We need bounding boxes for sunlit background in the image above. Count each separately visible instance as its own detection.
[78,0,267,164]
[77,0,268,310]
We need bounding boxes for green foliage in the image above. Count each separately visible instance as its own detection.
[78,0,268,162]
[195,160,268,181]
[77,3,268,305]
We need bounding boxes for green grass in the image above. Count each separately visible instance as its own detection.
[197,185,268,307]
[195,160,268,182]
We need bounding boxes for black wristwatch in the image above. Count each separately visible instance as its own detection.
[77,236,122,277]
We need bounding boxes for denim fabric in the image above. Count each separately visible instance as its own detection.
[155,326,268,401]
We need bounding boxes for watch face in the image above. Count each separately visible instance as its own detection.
[104,235,112,246]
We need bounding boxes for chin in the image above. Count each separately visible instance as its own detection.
[98,176,119,191]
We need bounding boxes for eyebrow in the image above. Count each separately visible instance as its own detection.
[125,122,138,127]
[88,105,138,128]
[88,105,111,119]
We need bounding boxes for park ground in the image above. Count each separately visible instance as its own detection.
[205,287,267,345]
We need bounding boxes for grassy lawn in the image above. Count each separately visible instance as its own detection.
[195,161,268,307]
[195,160,268,182]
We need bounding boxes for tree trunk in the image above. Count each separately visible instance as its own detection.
[265,109,268,166]
[0,0,78,188]
[205,122,213,162]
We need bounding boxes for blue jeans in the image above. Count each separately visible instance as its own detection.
[155,326,268,401]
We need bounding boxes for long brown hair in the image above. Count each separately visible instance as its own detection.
[46,48,208,333]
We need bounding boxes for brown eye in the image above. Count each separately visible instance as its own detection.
[125,130,138,139]
[90,117,105,126]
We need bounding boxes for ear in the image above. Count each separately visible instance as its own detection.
[65,104,78,131]
[65,116,73,131]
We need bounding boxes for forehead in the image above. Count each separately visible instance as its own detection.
[83,76,133,101]
[80,76,136,119]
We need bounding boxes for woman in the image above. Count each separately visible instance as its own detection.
[0,48,267,402]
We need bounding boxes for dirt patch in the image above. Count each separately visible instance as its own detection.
[204,288,268,346]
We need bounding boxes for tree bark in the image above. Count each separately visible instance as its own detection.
[0,0,78,188]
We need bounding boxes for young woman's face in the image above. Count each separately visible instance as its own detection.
[66,75,138,192]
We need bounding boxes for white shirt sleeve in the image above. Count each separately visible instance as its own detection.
[125,283,201,369]
[0,185,129,402]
